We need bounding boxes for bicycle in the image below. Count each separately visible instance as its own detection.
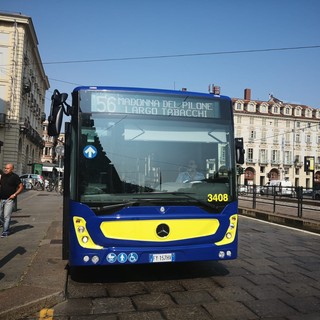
[32,180,44,191]
[46,179,63,195]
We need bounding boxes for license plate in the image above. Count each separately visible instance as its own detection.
[150,253,175,263]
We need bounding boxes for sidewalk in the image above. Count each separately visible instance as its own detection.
[0,190,67,320]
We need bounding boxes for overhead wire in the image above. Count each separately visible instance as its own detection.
[41,45,320,65]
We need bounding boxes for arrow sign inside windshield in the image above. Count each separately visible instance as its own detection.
[83,145,97,159]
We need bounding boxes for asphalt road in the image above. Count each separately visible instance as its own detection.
[45,216,320,319]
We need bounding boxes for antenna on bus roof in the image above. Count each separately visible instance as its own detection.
[208,84,221,95]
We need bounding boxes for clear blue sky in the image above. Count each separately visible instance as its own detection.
[1,0,320,115]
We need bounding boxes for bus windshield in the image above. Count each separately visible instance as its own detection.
[78,102,235,212]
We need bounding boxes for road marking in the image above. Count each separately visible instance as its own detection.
[39,308,54,319]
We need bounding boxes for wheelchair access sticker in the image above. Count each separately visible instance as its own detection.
[83,145,97,159]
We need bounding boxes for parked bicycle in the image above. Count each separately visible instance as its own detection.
[32,180,45,191]
[46,178,63,194]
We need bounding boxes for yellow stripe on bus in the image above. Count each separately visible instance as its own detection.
[100,219,220,242]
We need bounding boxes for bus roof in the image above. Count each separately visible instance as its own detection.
[72,86,232,101]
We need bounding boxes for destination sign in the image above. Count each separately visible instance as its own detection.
[88,92,221,119]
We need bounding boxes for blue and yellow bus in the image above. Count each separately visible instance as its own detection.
[48,86,244,266]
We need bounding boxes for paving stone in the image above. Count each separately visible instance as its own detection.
[163,305,212,320]
[170,290,214,305]
[180,277,219,291]
[244,273,288,286]
[92,297,135,314]
[274,271,318,284]
[71,315,117,320]
[208,285,255,302]
[67,283,107,298]
[277,282,320,297]
[105,282,148,297]
[243,298,298,318]
[54,298,93,316]
[287,313,320,320]
[132,293,176,310]
[118,310,164,320]
[281,296,320,314]
[212,275,256,288]
[143,280,185,293]
[203,300,257,319]
[244,284,292,300]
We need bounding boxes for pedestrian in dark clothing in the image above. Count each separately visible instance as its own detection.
[0,163,23,237]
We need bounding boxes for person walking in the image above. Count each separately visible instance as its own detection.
[0,163,23,237]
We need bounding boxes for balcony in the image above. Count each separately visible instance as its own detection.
[246,158,257,164]
[271,160,281,165]
[259,158,268,165]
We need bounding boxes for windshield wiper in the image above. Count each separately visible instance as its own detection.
[91,201,139,213]
[90,192,226,215]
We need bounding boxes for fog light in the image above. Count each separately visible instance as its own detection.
[92,256,99,264]
[219,251,225,258]
[82,236,89,243]
[226,250,232,257]
[83,255,90,262]
[78,226,85,233]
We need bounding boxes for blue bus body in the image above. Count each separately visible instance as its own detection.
[59,86,239,266]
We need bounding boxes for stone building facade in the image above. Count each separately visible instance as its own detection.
[233,89,320,189]
[0,12,49,175]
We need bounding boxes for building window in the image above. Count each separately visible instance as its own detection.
[260,149,267,163]
[247,148,253,162]
[236,102,242,110]
[284,151,291,165]
[247,103,254,112]
[306,134,311,144]
[271,150,280,164]
[295,133,300,143]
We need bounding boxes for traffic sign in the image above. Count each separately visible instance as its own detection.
[55,145,64,156]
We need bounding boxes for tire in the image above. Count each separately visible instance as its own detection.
[46,184,54,192]
[35,182,43,191]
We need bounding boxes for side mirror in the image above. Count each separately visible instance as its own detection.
[235,137,245,164]
[48,90,68,136]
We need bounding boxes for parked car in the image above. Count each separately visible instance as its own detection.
[260,180,296,197]
[313,190,320,200]
[238,184,261,195]
[20,174,44,190]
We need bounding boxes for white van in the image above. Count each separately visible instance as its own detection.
[261,180,295,197]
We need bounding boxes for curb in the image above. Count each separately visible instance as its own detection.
[0,291,65,320]
[239,207,320,234]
